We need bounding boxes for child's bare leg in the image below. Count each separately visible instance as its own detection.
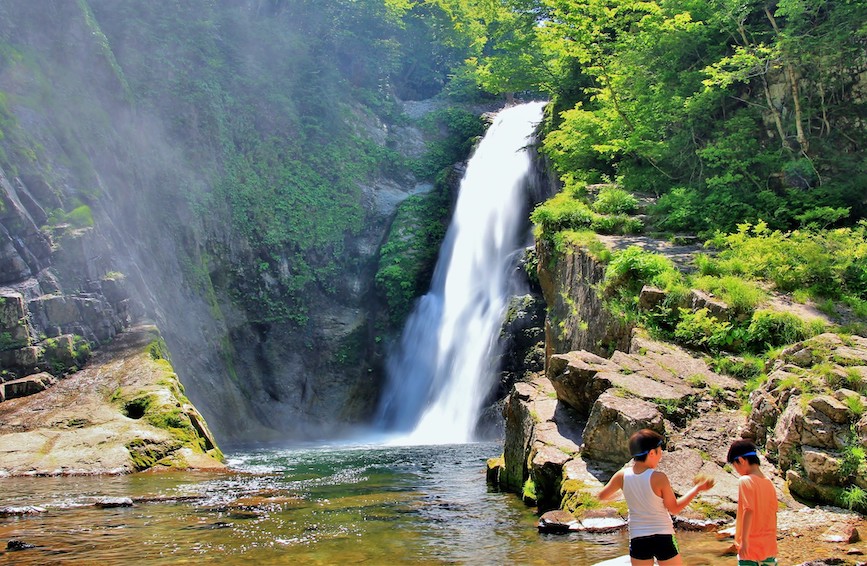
[630,559,656,566]
[657,555,683,565]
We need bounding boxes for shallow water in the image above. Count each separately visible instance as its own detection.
[0,443,727,565]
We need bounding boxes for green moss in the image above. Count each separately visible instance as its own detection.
[46,205,94,229]
[147,338,170,361]
[375,189,450,328]
[125,438,164,471]
[334,326,367,367]
[688,499,730,520]
[0,331,26,351]
[556,230,612,262]
[522,478,537,504]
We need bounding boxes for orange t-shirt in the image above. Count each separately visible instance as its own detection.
[735,473,778,561]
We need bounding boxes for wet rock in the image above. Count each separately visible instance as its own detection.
[672,512,730,532]
[577,507,628,533]
[0,505,46,516]
[530,444,571,512]
[537,509,579,533]
[7,539,35,551]
[501,380,545,492]
[93,496,133,508]
[819,523,861,544]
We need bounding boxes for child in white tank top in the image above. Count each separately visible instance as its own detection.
[597,429,715,565]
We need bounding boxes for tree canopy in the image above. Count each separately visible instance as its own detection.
[433,0,866,233]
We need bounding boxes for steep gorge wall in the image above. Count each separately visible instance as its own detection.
[0,1,441,444]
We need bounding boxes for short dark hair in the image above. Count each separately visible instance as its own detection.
[727,439,760,465]
[628,429,664,462]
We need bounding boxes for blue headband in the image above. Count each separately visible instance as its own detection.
[730,451,757,462]
[632,439,663,458]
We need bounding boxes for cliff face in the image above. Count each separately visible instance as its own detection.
[536,239,631,364]
[0,2,445,444]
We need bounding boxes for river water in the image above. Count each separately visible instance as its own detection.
[0,442,729,565]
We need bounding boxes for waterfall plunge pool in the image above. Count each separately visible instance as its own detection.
[0,442,730,565]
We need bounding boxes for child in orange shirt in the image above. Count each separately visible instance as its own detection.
[727,440,778,566]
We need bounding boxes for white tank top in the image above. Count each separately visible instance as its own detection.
[622,468,674,538]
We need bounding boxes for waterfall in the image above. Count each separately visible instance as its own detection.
[376,101,546,445]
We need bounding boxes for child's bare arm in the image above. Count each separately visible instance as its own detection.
[597,470,624,501]
[653,471,712,515]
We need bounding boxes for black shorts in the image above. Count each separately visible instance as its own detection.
[629,534,679,561]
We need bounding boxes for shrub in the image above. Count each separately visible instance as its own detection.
[591,213,644,234]
[746,310,809,351]
[603,246,683,294]
[692,274,766,314]
[840,439,866,480]
[708,221,867,300]
[694,253,721,276]
[674,308,744,352]
[839,486,867,513]
[649,187,703,232]
[711,355,765,379]
[592,187,638,215]
[531,192,595,234]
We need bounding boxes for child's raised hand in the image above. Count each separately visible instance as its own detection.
[692,473,716,491]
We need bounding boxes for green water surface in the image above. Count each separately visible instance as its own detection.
[0,442,725,565]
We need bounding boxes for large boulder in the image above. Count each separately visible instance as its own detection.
[547,350,618,414]
[581,391,664,464]
[802,446,844,486]
[0,325,225,475]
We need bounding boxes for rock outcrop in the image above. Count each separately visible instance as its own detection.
[743,333,867,506]
[0,324,224,475]
[491,238,867,556]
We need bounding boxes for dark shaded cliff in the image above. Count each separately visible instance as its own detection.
[0,1,466,445]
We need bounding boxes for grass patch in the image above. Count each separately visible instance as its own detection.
[839,486,867,513]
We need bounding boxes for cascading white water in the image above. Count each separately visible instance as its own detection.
[376,101,546,445]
